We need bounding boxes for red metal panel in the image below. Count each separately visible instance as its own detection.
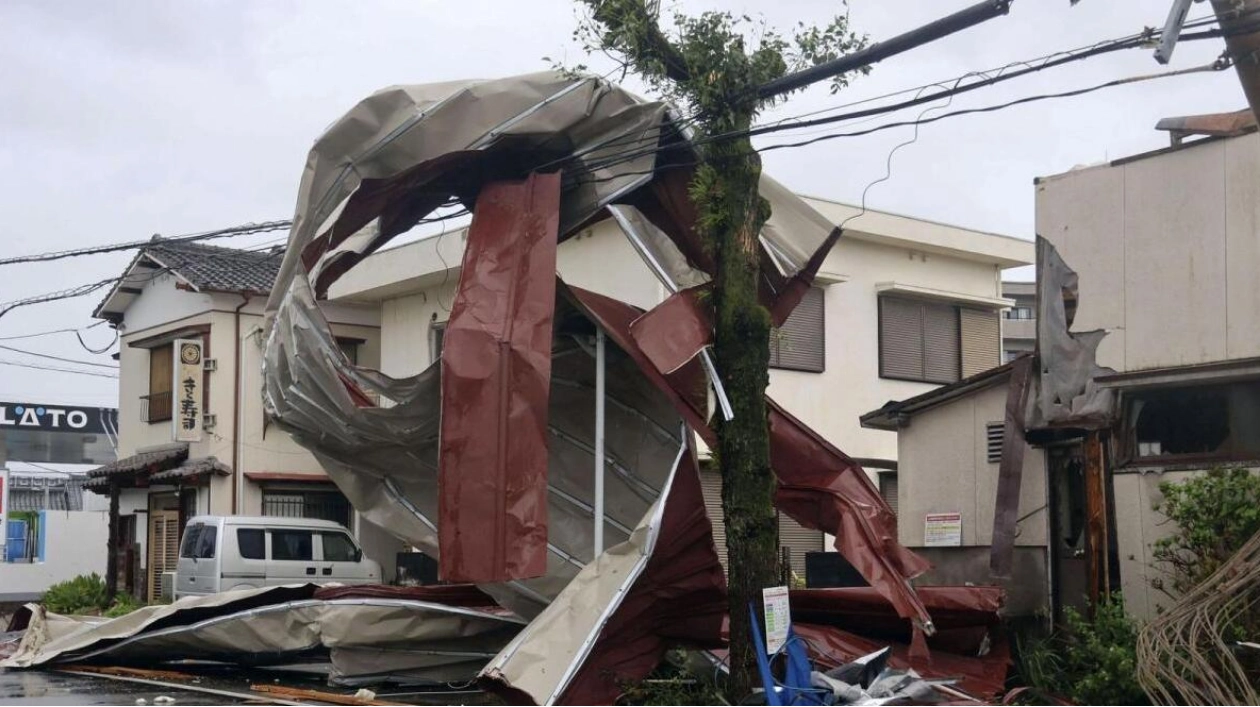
[565,284,934,629]
[628,286,712,374]
[438,173,561,583]
[556,443,727,706]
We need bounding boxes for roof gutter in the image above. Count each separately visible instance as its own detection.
[232,294,250,514]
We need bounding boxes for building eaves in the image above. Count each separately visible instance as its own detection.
[93,240,285,322]
[859,356,1026,431]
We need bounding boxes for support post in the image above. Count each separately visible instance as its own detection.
[106,482,120,604]
[593,328,606,558]
[1083,431,1110,607]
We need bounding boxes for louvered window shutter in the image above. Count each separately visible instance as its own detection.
[770,287,825,372]
[960,308,1000,377]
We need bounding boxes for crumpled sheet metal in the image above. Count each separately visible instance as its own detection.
[266,279,688,617]
[1030,236,1116,429]
[481,441,726,705]
[2,585,523,686]
[438,173,560,583]
[260,71,929,702]
[566,286,933,630]
[266,72,670,305]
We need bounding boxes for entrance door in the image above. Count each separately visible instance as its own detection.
[1048,444,1089,619]
[147,509,181,602]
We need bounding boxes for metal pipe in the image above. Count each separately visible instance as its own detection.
[593,328,606,558]
[231,295,250,514]
[757,0,1013,99]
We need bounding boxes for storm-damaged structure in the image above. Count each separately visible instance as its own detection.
[254,72,990,702]
[3,72,1013,704]
[861,109,1260,625]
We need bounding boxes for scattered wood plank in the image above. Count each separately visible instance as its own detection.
[62,665,196,681]
[250,684,408,706]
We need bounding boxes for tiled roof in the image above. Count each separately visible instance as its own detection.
[143,240,284,294]
[93,239,286,320]
[87,443,188,478]
[149,456,230,483]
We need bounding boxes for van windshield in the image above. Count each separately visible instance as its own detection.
[179,525,204,559]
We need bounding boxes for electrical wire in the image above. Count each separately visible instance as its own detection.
[559,57,1230,191]
[556,14,1258,184]
[0,358,118,379]
[0,343,118,369]
[0,320,107,341]
[0,220,293,267]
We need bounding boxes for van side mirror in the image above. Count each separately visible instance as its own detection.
[354,548,363,563]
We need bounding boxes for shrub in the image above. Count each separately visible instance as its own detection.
[1152,466,1260,596]
[103,593,144,618]
[1017,597,1148,705]
[41,573,109,614]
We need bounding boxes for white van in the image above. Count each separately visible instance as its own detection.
[174,515,382,598]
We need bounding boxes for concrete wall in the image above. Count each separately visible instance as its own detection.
[0,510,108,601]
[1036,132,1260,373]
[1110,465,1260,622]
[896,382,1048,549]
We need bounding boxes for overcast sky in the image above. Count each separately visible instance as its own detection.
[0,0,1247,409]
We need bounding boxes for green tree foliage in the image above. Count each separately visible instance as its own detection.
[566,3,866,699]
[1152,466,1260,596]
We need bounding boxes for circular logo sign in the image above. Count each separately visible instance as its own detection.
[180,343,202,365]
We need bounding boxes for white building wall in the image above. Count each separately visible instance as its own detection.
[1036,132,1260,373]
[0,510,109,600]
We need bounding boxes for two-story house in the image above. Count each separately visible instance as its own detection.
[84,239,402,601]
[327,190,1033,574]
[861,113,1260,621]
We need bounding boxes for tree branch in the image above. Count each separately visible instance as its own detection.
[583,0,691,84]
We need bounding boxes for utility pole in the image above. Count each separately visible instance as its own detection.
[758,0,1012,99]
[1210,0,1260,121]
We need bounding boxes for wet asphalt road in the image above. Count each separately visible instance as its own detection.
[0,668,253,705]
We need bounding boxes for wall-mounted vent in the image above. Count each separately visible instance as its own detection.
[986,422,1004,463]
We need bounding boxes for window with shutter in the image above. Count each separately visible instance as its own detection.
[879,296,961,384]
[986,422,1005,463]
[878,472,899,517]
[922,302,960,383]
[769,287,824,372]
[960,308,1000,377]
[699,468,728,573]
[778,512,824,577]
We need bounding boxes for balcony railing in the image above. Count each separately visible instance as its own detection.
[141,392,173,423]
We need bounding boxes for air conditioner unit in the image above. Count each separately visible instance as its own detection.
[203,413,218,429]
[203,358,218,372]
[160,571,177,602]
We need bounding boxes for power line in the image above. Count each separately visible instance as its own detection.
[0,358,118,379]
[0,343,119,369]
[0,219,292,268]
[0,320,107,342]
[559,58,1230,191]
[557,14,1256,183]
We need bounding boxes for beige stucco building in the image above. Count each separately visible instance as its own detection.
[88,241,405,600]
[328,190,1033,573]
